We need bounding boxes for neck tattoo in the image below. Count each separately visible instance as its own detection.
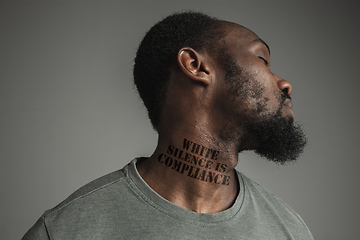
[157,138,230,185]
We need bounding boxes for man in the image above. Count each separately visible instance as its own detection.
[23,11,313,239]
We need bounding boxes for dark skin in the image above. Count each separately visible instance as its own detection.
[136,21,294,214]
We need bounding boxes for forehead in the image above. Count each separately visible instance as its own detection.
[219,21,268,54]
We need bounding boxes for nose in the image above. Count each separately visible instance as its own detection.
[277,78,292,95]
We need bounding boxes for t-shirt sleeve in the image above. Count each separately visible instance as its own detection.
[22,216,50,240]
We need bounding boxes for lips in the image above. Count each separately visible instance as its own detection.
[284,100,295,122]
[284,100,293,110]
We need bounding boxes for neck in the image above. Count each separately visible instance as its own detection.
[136,128,240,214]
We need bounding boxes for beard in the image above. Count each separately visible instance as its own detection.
[246,108,307,164]
[217,51,307,164]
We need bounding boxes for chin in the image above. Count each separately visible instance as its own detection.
[242,109,307,164]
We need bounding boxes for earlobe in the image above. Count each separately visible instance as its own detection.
[177,47,212,85]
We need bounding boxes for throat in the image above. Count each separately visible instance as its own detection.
[136,137,240,214]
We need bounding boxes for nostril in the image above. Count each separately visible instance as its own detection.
[282,88,292,100]
[282,88,289,95]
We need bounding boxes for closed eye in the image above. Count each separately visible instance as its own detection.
[258,56,268,66]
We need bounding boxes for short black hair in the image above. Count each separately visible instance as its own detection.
[133,11,225,130]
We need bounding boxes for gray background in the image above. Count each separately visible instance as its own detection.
[1,1,359,239]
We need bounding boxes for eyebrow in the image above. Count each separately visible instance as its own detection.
[254,38,271,55]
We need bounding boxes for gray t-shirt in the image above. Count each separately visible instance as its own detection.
[22,158,314,239]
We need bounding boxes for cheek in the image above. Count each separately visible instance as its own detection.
[240,76,270,111]
[247,84,282,116]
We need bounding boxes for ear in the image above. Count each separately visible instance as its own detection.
[177,47,212,86]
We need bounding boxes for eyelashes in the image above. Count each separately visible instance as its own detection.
[258,56,269,66]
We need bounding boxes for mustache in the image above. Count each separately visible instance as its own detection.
[281,92,291,103]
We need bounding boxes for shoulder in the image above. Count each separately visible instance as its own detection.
[236,171,313,239]
[238,172,308,220]
[22,165,131,239]
[42,163,131,218]
[44,167,127,217]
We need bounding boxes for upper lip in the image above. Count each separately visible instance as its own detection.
[284,99,293,110]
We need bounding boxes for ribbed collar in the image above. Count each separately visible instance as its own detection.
[123,158,245,225]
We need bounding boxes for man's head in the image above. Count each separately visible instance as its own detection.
[133,12,306,163]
